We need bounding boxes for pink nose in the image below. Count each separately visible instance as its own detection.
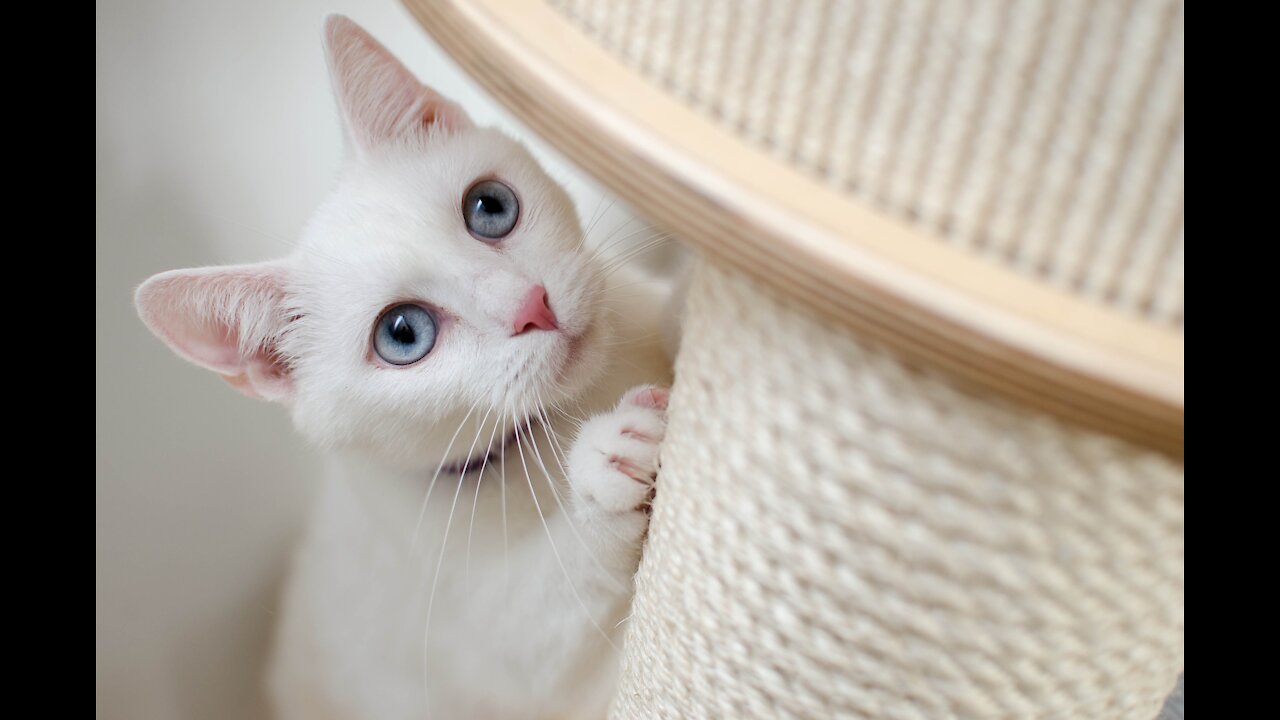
[512,285,559,335]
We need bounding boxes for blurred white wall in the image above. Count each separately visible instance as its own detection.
[96,1,648,718]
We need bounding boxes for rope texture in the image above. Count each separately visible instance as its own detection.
[612,259,1184,719]
[551,0,1185,329]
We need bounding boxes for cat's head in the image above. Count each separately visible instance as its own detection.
[135,16,609,467]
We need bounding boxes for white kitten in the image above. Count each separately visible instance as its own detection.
[134,16,673,719]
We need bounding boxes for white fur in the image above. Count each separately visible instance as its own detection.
[134,16,675,719]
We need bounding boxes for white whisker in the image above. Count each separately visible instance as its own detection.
[500,412,509,599]
[598,236,673,279]
[587,225,665,266]
[513,413,619,652]
[580,196,616,246]
[421,403,492,707]
[536,395,628,547]
[595,230,671,264]
[412,398,482,550]
[528,390,626,592]
[466,408,504,590]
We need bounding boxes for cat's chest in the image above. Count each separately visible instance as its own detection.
[303,447,562,617]
[286,459,594,705]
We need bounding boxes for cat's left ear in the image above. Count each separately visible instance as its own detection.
[323,15,473,155]
[135,261,295,403]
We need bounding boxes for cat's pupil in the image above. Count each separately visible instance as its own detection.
[478,196,503,215]
[390,314,415,344]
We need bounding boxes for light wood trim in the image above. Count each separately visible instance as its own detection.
[402,0,1184,455]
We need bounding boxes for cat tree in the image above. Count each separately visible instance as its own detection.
[404,0,1185,716]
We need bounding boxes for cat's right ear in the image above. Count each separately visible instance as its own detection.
[135,261,294,403]
[323,15,472,155]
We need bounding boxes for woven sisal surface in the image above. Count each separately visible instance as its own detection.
[613,258,1184,719]
[551,0,1184,330]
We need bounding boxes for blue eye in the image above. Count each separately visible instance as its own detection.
[464,180,519,240]
[373,304,436,365]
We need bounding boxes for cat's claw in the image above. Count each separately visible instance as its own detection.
[568,385,669,540]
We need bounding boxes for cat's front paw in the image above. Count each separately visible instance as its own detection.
[568,385,669,542]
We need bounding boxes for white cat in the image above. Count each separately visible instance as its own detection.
[134,16,673,719]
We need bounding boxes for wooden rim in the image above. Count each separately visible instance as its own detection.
[402,0,1184,455]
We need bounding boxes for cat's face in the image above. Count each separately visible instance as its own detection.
[285,127,608,465]
[135,16,608,468]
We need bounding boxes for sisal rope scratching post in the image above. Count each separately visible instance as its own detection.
[404,0,1185,716]
[617,258,1183,717]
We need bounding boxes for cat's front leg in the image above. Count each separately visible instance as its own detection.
[453,386,668,715]
[566,385,670,576]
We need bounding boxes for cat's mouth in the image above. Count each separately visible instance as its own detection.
[438,416,536,478]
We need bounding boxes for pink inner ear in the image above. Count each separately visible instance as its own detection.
[135,262,294,402]
[165,314,246,377]
[223,350,291,402]
[414,94,471,134]
[323,15,472,151]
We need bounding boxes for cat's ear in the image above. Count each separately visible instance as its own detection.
[322,15,472,154]
[135,261,294,403]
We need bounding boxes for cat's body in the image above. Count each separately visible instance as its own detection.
[135,16,674,719]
